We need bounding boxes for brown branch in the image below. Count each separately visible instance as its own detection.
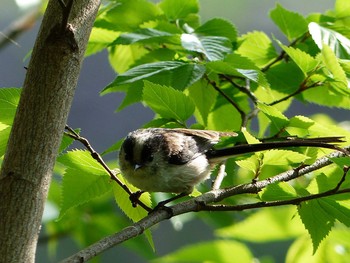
[268,80,322,106]
[221,74,258,105]
[64,125,152,212]
[205,75,246,126]
[199,166,350,211]
[261,32,310,72]
[60,147,349,262]
[0,1,101,262]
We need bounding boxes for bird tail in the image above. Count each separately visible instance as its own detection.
[206,136,347,160]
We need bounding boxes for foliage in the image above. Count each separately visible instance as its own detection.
[1,0,350,262]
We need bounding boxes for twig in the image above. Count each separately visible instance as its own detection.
[268,80,322,106]
[261,33,309,72]
[205,76,246,125]
[212,163,226,190]
[199,166,350,211]
[221,74,258,105]
[64,125,152,212]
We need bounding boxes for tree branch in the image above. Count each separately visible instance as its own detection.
[205,75,246,125]
[60,147,349,262]
[0,1,101,261]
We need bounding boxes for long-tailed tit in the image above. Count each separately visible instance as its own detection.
[119,128,344,196]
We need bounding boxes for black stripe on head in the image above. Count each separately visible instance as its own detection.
[122,136,135,162]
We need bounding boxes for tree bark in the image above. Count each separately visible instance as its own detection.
[0,0,101,262]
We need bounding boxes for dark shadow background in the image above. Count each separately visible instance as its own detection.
[1,0,347,262]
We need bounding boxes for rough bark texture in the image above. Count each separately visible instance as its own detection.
[0,0,101,262]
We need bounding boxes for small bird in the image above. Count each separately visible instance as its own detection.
[119,128,345,196]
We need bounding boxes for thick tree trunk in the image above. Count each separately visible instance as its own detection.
[0,0,101,262]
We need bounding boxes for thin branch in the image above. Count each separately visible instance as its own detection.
[221,74,259,105]
[205,76,246,125]
[268,80,322,106]
[199,166,350,211]
[261,33,309,72]
[64,125,152,212]
[212,162,226,190]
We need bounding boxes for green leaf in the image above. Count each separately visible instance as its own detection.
[58,150,111,219]
[301,84,350,109]
[236,31,277,67]
[116,82,143,111]
[187,79,217,126]
[241,128,261,144]
[320,198,350,227]
[286,229,350,263]
[112,28,178,45]
[270,4,308,40]
[277,41,319,74]
[108,45,149,74]
[321,44,348,88]
[104,61,206,91]
[217,206,304,241]
[0,126,11,157]
[207,103,242,131]
[153,240,253,263]
[309,22,350,59]
[195,18,237,41]
[181,34,232,61]
[112,182,154,251]
[207,53,270,88]
[235,155,259,174]
[265,62,304,98]
[335,0,350,18]
[330,156,350,168]
[0,88,21,126]
[298,200,335,252]
[158,0,199,21]
[262,149,309,166]
[112,177,151,222]
[257,102,289,131]
[59,129,80,154]
[86,27,120,56]
[143,81,195,122]
[259,182,298,201]
[95,0,162,31]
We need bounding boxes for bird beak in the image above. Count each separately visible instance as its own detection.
[134,164,142,170]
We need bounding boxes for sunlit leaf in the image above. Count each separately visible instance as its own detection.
[158,0,198,21]
[104,61,206,91]
[143,81,195,122]
[0,88,21,126]
[181,34,232,61]
[270,4,308,40]
[217,207,304,241]
[259,182,299,201]
[298,200,335,253]
[58,150,111,219]
[236,31,277,67]
[309,22,350,59]
[195,18,237,41]
[277,41,319,74]
[153,240,253,263]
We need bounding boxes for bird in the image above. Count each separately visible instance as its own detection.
[118,128,345,197]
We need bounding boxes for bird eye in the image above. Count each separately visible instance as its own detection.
[147,155,154,162]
